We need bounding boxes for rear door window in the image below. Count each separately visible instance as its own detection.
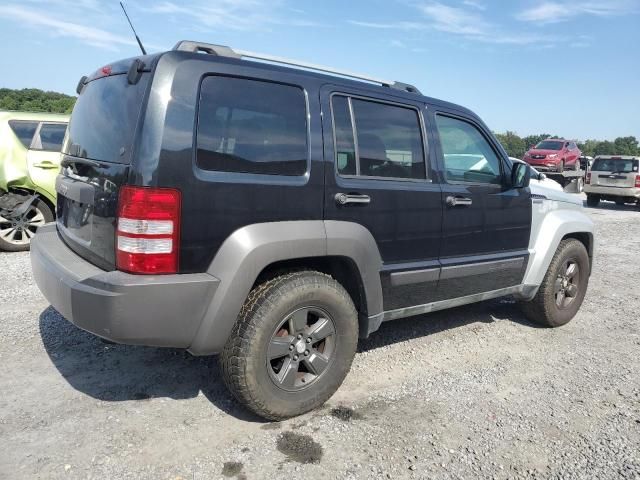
[331,95,426,180]
[196,77,308,176]
[32,123,67,151]
[8,120,38,148]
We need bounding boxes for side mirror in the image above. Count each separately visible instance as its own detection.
[511,162,530,189]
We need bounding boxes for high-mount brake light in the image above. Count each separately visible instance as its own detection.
[99,65,112,77]
[116,186,181,274]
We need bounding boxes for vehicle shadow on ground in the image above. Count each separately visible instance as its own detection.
[39,299,536,419]
[38,307,265,423]
[583,200,638,211]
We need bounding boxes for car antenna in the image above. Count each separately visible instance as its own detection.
[119,1,147,55]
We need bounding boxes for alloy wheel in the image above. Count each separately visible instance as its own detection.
[267,306,336,391]
[554,260,580,309]
[0,206,47,246]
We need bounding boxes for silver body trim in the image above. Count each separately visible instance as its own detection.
[382,285,525,322]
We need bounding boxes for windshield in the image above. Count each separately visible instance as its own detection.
[534,141,564,151]
[63,73,150,164]
[591,158,639,173]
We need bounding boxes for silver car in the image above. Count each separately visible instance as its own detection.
[584,155,640,208]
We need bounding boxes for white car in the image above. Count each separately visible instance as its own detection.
[510,158,564,191]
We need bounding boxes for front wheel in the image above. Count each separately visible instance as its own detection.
[0,198,53,252]
[558,160,565,173]
[520,239,590,327]
[221,271,359,420]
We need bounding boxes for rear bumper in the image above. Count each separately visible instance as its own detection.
[583,185,640,198]
[31,224,219,348]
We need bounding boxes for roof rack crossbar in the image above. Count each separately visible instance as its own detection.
[172,40,421,94]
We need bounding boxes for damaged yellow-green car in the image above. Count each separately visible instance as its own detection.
[1,111,68,251]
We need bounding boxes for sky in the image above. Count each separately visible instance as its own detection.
[0,0,638,141]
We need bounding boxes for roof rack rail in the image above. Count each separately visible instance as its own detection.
[172,40,421,94]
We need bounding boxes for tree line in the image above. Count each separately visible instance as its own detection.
[495,131,640,159]
[0,88,76,114]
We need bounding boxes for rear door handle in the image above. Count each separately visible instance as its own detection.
[446,195,473,207]
[33,162,59,169]
[335,193,371,206]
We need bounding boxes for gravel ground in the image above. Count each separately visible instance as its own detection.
[1,200,639,479]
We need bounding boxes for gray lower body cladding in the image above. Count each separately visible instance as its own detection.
[31,224,219,348]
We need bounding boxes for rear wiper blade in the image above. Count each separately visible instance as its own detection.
[609,170,630,175]
[61,157,104,168]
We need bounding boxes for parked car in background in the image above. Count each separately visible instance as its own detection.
[31,41,594,420]
[0,111,68,251]
[523,138,581,172]
[584,155,640,208]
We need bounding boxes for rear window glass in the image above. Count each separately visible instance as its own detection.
[8,120,38,148]
[592,158,639,173]
[33,123,67,151]
[196,76,308,176]
[64,73,149,163]
[535,141,563,151]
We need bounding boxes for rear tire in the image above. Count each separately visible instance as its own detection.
[221,271,359,420]
[586,194,600,207]
[520,239,590,327]
[615,198,626,206]
[572,160,580,171]
[0,198,53,252]
[558,160,565,173]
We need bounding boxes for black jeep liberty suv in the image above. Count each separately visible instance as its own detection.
[31,41,594,419]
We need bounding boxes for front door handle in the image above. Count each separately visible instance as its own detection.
[335,192,371,206]
[446,195,473,207]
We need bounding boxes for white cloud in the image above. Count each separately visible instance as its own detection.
[0,4,137,50]
[348,20,426,30]
[417,2,490,36]
[351,1,560,46]
[462,0,486,11]
[516,1,640,24]
[143,0,322,31]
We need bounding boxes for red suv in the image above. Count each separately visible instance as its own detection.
[523,138,581,172]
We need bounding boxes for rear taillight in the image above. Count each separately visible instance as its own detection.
[635,175,640,188]
[586,172,591,184]
[116,186,181,274]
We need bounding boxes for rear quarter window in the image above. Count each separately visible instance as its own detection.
[196,76,308,176]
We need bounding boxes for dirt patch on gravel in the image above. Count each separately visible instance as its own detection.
[276,432,323,464]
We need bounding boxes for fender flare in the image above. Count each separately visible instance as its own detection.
[188,220,383,355]
[519,207,594,297]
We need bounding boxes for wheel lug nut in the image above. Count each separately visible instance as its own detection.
[289,345,294,351]
[304,350,309,356]
[306,337,311,343]
[293,355,299,361]
[297,334,303,339]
